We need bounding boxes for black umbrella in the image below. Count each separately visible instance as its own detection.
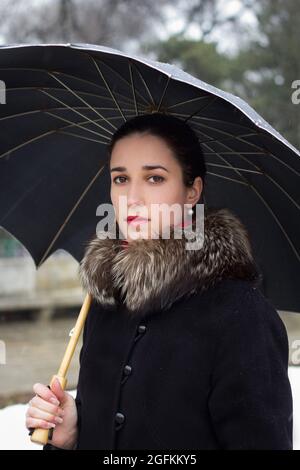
[0,42,299,315]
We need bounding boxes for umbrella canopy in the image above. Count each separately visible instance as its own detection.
[0,43,299,313]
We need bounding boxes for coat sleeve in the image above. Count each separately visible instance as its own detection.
[208,285,293,450]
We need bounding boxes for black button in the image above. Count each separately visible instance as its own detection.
[115,412,125,425]
[138,325,146,334]
[124,365,132,376]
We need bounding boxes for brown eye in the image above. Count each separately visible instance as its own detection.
[148,175,165,184]
[113,176,127,184]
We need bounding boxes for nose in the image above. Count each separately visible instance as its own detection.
[126,180,145,209]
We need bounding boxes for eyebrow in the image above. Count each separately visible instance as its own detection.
[110,165,169,173]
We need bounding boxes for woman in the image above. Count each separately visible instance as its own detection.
[26,113,293,450]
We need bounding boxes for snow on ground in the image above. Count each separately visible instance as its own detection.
[0,368,299,450]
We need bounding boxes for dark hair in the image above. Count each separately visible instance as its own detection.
[108,112,207,213]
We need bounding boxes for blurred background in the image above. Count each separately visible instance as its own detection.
[0,0,299,449]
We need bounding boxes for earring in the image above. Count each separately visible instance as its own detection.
[188,208,193,215]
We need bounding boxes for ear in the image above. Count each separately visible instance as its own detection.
[185,176,203,207]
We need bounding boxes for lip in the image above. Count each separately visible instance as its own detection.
[126,216,150,224]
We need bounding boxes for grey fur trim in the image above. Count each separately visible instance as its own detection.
[78,207,262,317]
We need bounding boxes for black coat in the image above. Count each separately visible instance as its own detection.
[45,208,293,450]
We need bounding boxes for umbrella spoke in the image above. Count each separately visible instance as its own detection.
[207,171,249,185]
[157,75,171,113]
[48,72,117,133]
[200,127,300,210]
[183,96,220,124]
[56,130,107,144]
[214,138,300,210]
[91,57,127,123]
[40,87,114,138]
[203,141,300,262]
[38,163,106,267]
[199,134,259,145]
[0,111,136,160]
[128,61,139,116]
[188,118,300,178]
[0,105,140,123]
[204,151,266,155]
[3,85,140,112]
[172,111,259,135]
[0,66,147,110]
[163,94,218,111]
[207,163,263,175]
[44,110,111,141]
[130,61,156,107]
[87,58,150,107]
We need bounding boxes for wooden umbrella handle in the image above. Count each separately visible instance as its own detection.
[30,293,92,446]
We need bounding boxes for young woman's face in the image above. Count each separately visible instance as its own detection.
[110,132,202,242]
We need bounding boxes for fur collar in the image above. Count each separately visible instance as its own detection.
[78,207,262,318]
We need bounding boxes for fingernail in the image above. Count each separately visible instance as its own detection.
[55,416,63,424]
[50,398,59,406]
[48,423,56,429]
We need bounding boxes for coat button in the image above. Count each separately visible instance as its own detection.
[124,365,132,376]
[115,412,125,425]
[138,325,146,334]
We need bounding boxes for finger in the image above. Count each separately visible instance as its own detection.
[30,396,64,418]
[26,417,56,430]
[33,383,60,406]
[27,405,64,425]
[50,378,66,405]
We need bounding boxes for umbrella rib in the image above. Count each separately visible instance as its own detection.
[0,129,59,160]
[187,118,300,178]
[0,66,148,109]
[38,163,106,267]
[207,171,249,185]
[172,111,259,135]
[203,141,300,262]
[128,60,139,116]
[85,58,150,106]
[183,96,219,124]
[130,61,156,107]
[0,110,143,160]
[157,75,171,112]
[0,103,145,124]
[40,88,113,139]
[207,163,263,174]
[199,133,259,145]
[91,56,126,123]
[44,110,112,141]
[56,130,107,144]
[204,151,265,155]
[4,85,139,109]
[200,127,300,211]
[215,138,300,211]
[45,111,139,140]
[165,94,218,111]
[48,72,117,132]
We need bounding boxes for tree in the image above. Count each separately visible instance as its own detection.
[0,0,174,52]
[228,0,300,149]
[141,33,233,89]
